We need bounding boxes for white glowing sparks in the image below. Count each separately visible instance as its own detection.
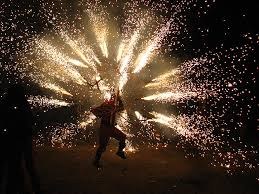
[134,111,146,121]
[35,39,87,85]
[79,111,97,128]
[40,82,72,96]
[149,112,188,136]
[118,72,128,91]
[2,0,257,173]
[145,69,180,88]
[152,69,180,82]
[125,140,138,153]
[88,11,109,58]
[118,29,143,90]
[103,90,112,101]
[133,20,171,73]
[142,91,198,102]
[28,96,72,108]
[117,110,134,137]
[68,59,87,68]
[60,31,99,71]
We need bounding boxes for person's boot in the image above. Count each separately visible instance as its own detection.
[116,141,126,159]
[116,150,127,159]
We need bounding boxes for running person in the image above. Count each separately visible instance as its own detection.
[91,91,127,168]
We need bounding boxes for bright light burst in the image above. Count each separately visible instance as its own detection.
[1,0,258,173]
[28,95,73,109]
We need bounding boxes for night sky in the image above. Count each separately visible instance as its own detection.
[1,0,257,81]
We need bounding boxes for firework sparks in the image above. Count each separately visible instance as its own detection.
[148,112,189,136]
[78,111,97,128]
[88,11,109,58]
[60,31,99,71]
[142,91,198,103]
[40,82,73,96]
[35,39,87,85]
[151,69,180,82]
[28,96,72,109]
[117,16,148,90]
[133,20,172,74]
[1,0,257,174]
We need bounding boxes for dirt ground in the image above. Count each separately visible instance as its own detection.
[1,144,259,194]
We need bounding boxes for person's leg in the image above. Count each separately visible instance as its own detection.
[0,141,7,194]
[0,147,8,194]
[94,127,110,167]
[94,144,107,164]
[111,127,127,159]
[6,145,23,194]
[24,137,41,194]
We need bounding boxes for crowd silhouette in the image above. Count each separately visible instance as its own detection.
[0,85,128,193]
[0,84,41,194]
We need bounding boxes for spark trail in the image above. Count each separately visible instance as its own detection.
[1,0,257,173]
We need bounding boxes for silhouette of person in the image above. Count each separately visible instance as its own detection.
[91,91,127,168]
[0,95,9,194]
[0,84,41,194]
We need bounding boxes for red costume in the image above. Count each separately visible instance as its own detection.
[91,94,127,167]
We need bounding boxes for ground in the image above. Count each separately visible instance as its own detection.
[32,143,258,194]
[2,143,259,194]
